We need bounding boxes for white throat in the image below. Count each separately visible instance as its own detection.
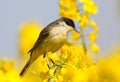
[50,21,73,36]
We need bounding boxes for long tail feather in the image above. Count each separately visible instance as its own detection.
[20,59,31,76]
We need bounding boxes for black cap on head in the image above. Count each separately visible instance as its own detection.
[62,17,75,28]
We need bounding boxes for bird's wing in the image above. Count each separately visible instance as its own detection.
[28,21,58,55]
[28,28,50,55]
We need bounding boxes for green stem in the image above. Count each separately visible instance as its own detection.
[80,27,87,53]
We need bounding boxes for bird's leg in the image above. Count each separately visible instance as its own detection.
[47,58,55,69]
[50,58,55,65]
[43,53,46,58]
[47,64,50,69]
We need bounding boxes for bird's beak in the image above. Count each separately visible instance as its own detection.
[74,29,79,33]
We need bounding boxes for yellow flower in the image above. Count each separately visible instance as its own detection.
[83,0,98,14]
[90,20,99,32]
[60,68,67,74]
[71,31,80,40]
[79,14,89,28]
[89,31,97,42]
[88,64,98,81]
[60,63,88,82]
[59,0,80,20]
[60,45,70,59]
[19,21,41,55]
[58,75,63,81]
[42,79,48,82]
[90,43,99,54]
[0,59,22,82]
[0,59,14,72]
[47,52,59,61]
[49,69,54,76]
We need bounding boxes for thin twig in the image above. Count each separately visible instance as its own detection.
[80,27,87,53]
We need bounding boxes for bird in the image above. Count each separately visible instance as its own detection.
[20,17,79,76]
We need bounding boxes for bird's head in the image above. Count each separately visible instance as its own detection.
[55,17,79,33]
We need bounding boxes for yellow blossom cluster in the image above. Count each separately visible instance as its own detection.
[31,44,88,82]
[0,59,22,82]
[79,0,98,14]
[59,0,81,20]
[59,0,99,54]
[1,46,120,82]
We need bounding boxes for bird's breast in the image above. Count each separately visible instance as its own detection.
[42,33,67,53]
[34,27,68,56]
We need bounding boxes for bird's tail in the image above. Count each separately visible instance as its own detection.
[20,59,32,76]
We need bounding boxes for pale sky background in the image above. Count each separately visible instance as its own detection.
[0,0,120,59]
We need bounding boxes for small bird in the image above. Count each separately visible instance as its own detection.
[20,17,79,76]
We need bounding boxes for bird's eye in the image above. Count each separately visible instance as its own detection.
[64,18,75,28]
